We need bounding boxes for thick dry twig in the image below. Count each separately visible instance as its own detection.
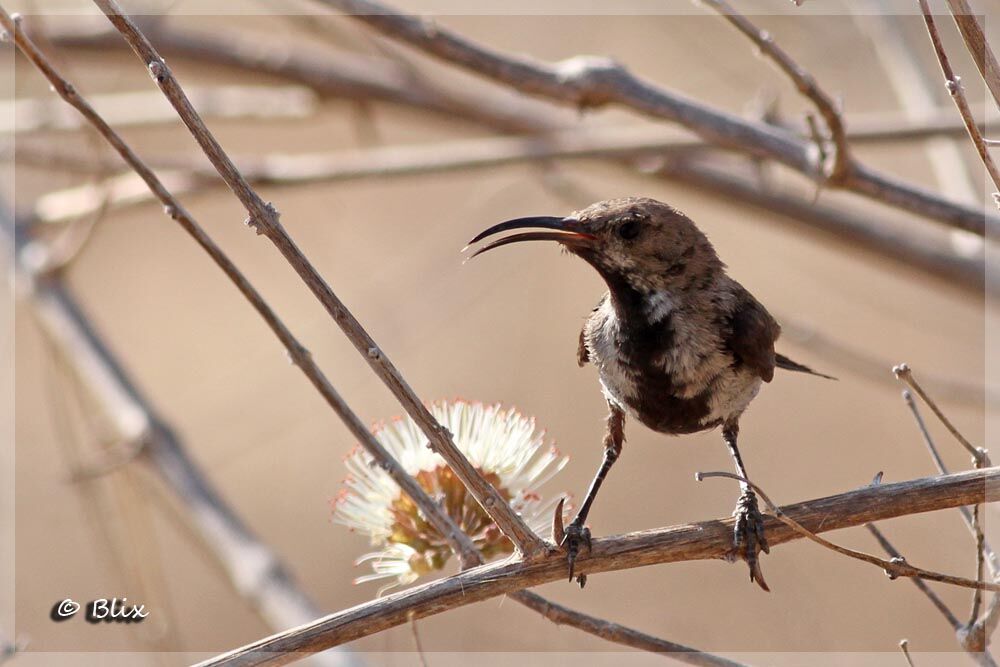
[697,471,999,593]
[320,0,996,236]
[91,0,546,558]
[946,0,1000,112]
[701,0,850,182]
[196,468,999,666]
[918,0,1000,196]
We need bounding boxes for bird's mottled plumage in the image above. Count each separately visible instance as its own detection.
[468,196,831,590]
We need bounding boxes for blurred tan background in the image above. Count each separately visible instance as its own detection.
[4,1,997,665]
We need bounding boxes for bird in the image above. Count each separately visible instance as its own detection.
[466,196,834,590]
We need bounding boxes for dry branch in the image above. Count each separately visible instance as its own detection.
[22,124,988,293]
[701,0,850,181]
[44,16,566,135]
[512,591,748,667]
[918,0,1000,195]
[319,0,996,236]
[946,0,1000,112]
[197,468,1000,666]
[44,19,1000,147]
[91,0,547,558]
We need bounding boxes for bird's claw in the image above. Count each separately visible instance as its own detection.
[733,490,770,592]
[560,519,591,588]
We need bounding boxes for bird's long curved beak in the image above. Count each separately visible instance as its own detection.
[464,216,595,259]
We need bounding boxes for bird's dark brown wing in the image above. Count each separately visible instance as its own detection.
[726,288,780,383]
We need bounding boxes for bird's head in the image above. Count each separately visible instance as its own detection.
[467,197,723,295]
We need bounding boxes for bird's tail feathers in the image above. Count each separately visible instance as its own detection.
[775,353,837,380]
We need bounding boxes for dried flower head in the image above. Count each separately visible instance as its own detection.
[333,400,568,594]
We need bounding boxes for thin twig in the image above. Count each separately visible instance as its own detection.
[894,364,982,463]
[696,471,999,593]
[918,0,1000,196]
[512,591,750,667]
[972,499,986,623]
[319,0,996,236]
[901,391,999,576]
[700,0,851,182]
[867,522,962,630]
[195,468,1000,666]
[91,0,546,558]
[851,3,981,206]
[407,612,429,667]
[946,0,1000,112]
[900,639,915,667]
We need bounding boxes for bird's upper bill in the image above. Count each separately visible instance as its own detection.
[465,216,596,259]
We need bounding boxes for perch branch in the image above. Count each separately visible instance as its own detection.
[918,0,1000,194]
[91,0,546,558]
[696,471,998,592]
[197,468,1000,666]
[319,0,995,236]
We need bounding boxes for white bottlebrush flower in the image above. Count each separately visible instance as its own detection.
[333,399,569,595]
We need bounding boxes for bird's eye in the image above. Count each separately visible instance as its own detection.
[617,220,641,240]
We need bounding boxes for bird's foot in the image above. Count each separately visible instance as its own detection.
[560,519,592,588]
[733,490,770,592]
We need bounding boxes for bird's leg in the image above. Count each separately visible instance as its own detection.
[723,421,770,591]
[561,403,625,587]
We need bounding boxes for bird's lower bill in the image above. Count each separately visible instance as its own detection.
[467,216,595,258]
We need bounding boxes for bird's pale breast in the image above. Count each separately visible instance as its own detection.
[585,294,760,434]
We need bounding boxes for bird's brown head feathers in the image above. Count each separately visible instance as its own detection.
[468,197,724,296]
